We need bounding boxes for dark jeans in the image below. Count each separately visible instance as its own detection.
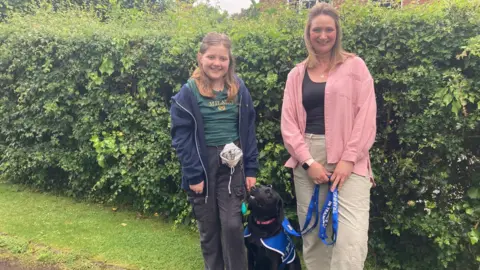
[188,143,247,270]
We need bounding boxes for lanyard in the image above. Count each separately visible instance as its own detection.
[284,184,320,237]
[319,184,339,246]
[301,184,320,235]
[283,177,339,246]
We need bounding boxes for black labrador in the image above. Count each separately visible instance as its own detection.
[244,185,302,270]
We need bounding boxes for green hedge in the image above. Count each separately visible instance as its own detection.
[0,1,479,268]
[0,0,173,21]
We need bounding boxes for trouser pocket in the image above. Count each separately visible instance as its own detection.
[187,191,207,222]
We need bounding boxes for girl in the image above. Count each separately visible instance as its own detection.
[170,32,258,270]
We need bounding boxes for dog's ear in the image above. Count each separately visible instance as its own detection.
[247,195,255,210]
[276,196,284,213]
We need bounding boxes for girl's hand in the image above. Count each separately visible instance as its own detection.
[246,177,256,191]
[190,181,204,194]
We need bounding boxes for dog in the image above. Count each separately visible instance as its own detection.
[244,185,302,270]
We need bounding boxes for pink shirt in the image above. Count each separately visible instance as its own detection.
[281,56,376,179]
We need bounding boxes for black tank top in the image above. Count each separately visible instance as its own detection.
[302,71,326,135]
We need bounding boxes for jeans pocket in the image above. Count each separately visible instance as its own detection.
[351,173,373,189]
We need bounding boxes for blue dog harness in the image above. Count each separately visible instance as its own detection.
[244,218,297,269]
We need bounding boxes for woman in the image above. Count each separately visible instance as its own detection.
[281,3,376,270]
[170,32,258,270]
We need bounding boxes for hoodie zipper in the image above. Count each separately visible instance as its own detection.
[238,94,247,196]
[174,100,210,204]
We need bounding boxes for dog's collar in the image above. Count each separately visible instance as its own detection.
[255,217,276,225]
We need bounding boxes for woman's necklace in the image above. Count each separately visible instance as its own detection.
[317,64,329,80]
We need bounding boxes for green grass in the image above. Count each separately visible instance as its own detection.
[0,182,379,270]
[0,183,203,269]
[0,232,109,269]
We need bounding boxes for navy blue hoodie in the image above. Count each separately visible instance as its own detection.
[170,77,259,198]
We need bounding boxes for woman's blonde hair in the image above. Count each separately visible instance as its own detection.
[304,3,354,69]
[192,32,238,101]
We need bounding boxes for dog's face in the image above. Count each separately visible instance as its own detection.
[247,185,283,223]
[245,185,302,270]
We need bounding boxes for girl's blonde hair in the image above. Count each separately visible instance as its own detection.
[192,32,238,101]
[304,3,354,69]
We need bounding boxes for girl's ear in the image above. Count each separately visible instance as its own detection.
[197,53,202,65]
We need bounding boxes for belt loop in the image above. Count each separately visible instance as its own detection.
[305,133,311,145]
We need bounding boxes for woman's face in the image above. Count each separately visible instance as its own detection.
[198,45,230,83]
[309,14,337,56]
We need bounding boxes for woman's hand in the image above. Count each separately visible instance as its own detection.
[190,181,204,194]
[330,160,354,191]
[246,177,256,191]
[307,161,331,184]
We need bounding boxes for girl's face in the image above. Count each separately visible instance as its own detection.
[198,45,230,83]
[309,14,337,56]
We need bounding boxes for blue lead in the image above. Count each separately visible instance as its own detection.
[319,184,338,246]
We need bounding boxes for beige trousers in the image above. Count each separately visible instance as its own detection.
[293,134,372,270]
